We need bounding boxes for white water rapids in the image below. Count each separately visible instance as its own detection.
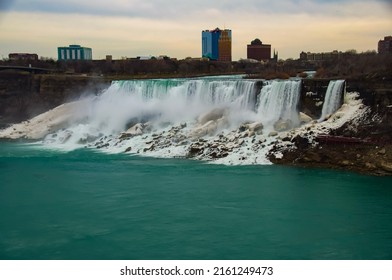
[0,77,361,165]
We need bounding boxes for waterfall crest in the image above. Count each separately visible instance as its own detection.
[257,80,301,130]
[95,78,259,128]
[319,80,345,121]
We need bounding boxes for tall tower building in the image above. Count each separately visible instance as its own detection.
[202,28,232,61]
[218,29,232,62]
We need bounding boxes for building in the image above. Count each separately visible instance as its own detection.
[9,53,38,61]
[247,39,271,61]
[218,29,232,62]
[300,50,341,62]
[57,45,92,61]
[378,36,392,55]
[202,28,232,61]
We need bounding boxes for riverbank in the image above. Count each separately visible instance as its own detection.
[268,135,392,176]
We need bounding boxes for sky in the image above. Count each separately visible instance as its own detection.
[0,0,391,60]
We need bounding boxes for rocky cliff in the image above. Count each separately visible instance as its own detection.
[268,78,392,176]
[0,71,109,128]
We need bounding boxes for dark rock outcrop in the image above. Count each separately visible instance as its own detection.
[0,71,109,128]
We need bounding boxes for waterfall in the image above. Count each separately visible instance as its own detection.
[319,80,345,121]
[257,80,301,129]
[91,78,260,130]
[112,78,258,111]
[0,75,366,165]
[1,77,304,158]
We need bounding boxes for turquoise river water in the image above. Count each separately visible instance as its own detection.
[0,142,391,260]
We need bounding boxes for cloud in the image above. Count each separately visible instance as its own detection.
[1,0,391,60]
[7,0,391,18]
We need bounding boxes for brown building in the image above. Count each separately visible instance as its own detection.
[378,36,392,54]
[218,29,232,62]
[9,53,39,61]
[247,39,271,61]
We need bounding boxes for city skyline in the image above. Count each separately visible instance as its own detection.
[0,0,391,60]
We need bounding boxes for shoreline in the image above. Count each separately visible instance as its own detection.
[269,141,392,176]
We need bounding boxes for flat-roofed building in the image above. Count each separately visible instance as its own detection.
[58,45,92,61]
[247,39,271,62]
[378,36,392,54]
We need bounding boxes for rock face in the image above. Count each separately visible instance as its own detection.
[300,79,330,118]
[268,114,392,176]
[270,140,392,176]
[0,72,109,128]
[0,99,90,139]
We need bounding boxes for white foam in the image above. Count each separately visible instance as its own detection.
[0,78,368,166]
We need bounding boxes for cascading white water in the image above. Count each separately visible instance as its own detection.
[319,80,345,121]
[0,75,367,165]
[104,78,259,125]
[257,80,301,130]
[39,78,261,148]
[35,78,303,147]
[114,78,258,110]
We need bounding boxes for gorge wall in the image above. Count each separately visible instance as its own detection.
[0,72,109,127]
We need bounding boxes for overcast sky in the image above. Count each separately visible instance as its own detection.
[0,0,391,60]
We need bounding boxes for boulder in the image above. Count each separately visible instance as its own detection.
[198,108,227,125]
[189,116,228,140]
[247,121,264,134]
[380,161,392,173]
[124,123,144,136]
[274,119,293,132]
[143,144,155,152]
[299,112,313,124]
[188,143,205,157]
[378,148,386,155]
[292,135,309,149]
[268,131,278,137]
[189,120,217,139]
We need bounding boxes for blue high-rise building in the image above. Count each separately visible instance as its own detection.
[57,45,92,61]
[202,28,231,61]
[202,28,220,60]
